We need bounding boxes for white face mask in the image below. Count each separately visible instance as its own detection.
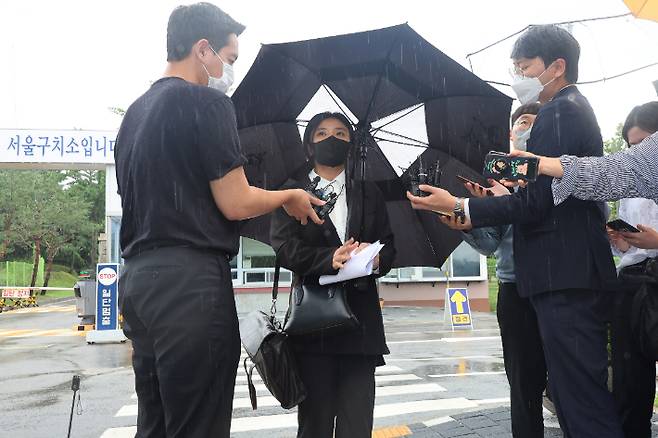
[202,47,234,94]
[510,64,555,105]
[512,127,532,151]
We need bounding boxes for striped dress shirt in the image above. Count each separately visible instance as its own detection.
[552,132,658,205]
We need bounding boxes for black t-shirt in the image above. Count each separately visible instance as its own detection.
[115,77,245,259]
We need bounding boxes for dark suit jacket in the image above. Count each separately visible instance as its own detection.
[469,86,617,297]
[270,165,396,356]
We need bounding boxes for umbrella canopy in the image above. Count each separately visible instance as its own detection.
[233,24,512,268]
[624,0,658,22]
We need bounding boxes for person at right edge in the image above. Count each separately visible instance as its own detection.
[601,103,658,438]
[270,112,396,438]
[408,25,624,437]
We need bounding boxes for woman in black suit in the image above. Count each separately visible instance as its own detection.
[270,112,396,438]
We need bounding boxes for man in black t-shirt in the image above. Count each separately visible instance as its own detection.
[114,4,323,437]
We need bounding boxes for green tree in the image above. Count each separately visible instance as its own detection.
[12,172,66,287]
[61,170,106,269]
[603,124,627,220]
[604,123,626,156]
[0,170,34,260]
[40,190,92,293]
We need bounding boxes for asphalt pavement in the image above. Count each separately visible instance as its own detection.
[1,300,656,437]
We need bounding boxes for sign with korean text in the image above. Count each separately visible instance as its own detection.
[96,264,119,331]
[1,129,117,165]
[1,288,31,298]
[447,287,473,329]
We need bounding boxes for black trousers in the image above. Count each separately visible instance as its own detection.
[497,282,546,438]
[119,247,241,438]
[611,280,656,438]
[295,353,377,438]
[530,289,624,438]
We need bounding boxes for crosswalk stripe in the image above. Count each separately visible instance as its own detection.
[100,426,136,438]
[229,397,480,433]
[387,336,500,344]
[119,383,448,416]
[235,372,419,384]
[428,371,506,378]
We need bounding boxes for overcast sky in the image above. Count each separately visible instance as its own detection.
[1,0,657,146]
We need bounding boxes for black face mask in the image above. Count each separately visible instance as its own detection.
[312,136,351,167]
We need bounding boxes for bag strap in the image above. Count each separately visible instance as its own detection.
[270,260,280,315]
[243,357,258,410]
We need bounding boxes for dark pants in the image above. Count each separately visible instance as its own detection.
[530,289,624,438]
[119,247,241,438]
[611,279,656,438]
[497,282,546,438]
[295,353,377,438]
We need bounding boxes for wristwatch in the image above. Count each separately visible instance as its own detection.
[453,197,466,224]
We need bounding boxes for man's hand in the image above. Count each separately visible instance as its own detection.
[607,227,630,252]
[464,179,510,198]
[282,189,325,225]
[332,238,360,270]
[407,185,456,213]
[354,242,379,270]
[620,225,658,250]
[438,214,472,231]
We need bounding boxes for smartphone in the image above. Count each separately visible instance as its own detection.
[482,152,539,182]
[456,175,494,197]
[607,219,640,233]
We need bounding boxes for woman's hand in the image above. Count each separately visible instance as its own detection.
[619,225,658,250]
[607,227,630,252]
[332,238,359,270]
[354,242,379,270]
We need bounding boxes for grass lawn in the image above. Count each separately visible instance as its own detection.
[1,263,78,301]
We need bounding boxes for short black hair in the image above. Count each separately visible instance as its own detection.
[167,3,245,62]
[511,102,541,126]
[302,112,355,161]
[622,101,658,145]
[511,25,580,83]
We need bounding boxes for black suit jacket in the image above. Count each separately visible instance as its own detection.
[469,86,617,297]
[270,166,396,356]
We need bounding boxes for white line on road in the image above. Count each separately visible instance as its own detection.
[387,336,500,344]
[100,426,136,438]
[386,355,502,362]
[107,396,504,435]
[428,371,506,378]
[229,383,447,409]
[229,397,480,432]
[235,372,420,385]
[122,382,447,416]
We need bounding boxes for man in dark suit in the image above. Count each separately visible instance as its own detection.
[407,25,623,437]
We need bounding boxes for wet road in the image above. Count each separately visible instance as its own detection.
[0,302,552,437]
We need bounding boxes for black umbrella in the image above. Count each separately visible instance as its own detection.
[233,24,512,268]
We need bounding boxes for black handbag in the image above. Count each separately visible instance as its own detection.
[238,270,306,410]
[278,263,359,336]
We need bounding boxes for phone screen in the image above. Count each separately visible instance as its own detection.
[483,153,539,182]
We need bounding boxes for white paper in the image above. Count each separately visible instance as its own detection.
[319,241,385,285]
